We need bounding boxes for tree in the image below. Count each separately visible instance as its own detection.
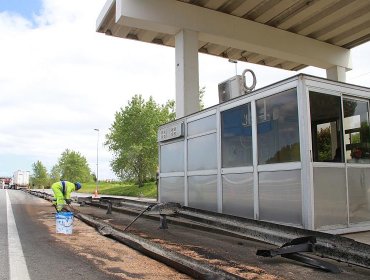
[105,95,175,187]
[91,173,97,182]
[55,149,92,183]
[317,127,332,161]
[31,160,49,187]
[50,164,62,182]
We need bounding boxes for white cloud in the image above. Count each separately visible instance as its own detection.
[0,0,369,178]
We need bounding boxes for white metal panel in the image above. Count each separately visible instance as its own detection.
[160,141,184,173]
[305,77,370,98]
[216,107,222,213]
[259,170,302,226]
[348,167,370,225]
[186,109,217,123]
[187,170,217,176]
[219,80,299,112]
[222,173,254,218]
[187,130,217,140]
[221,166,254,174]
[160,172,184,178]
[160,176,185,205]
[187,114,216,136]
[298,78,314,229]
[257,162,301,172]
[252,99,259,220]
[219,94,254,112]
[188,175,218,212]
[313,167,348,229]
[184,116,188,206]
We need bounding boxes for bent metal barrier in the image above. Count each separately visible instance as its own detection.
[75,212,245,280]
[25,190,370,269]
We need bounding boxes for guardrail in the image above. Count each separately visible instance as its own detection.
[26,190,370,269]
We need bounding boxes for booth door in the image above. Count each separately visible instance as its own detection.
[344,98,370,225]
[310,92,370,229]
[310,92,347,229]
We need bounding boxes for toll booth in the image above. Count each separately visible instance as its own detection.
[158,74,370,233]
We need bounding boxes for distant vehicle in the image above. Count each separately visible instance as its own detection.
[0,177,12,189]
[12,170,30,189]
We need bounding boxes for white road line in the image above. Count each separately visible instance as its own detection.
[6,190,31,280]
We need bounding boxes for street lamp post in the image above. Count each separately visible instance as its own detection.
[94,128,99,197]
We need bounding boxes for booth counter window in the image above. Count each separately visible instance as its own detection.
[309,92,344,162]
[309,92,370,163]
[256,89,300,164]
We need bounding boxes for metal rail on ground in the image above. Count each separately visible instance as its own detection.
[26,190,370,269]
[76,212,245,280]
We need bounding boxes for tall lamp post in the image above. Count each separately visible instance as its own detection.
[94,128,99,197]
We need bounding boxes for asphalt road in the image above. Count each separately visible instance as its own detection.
[0,189,120,280]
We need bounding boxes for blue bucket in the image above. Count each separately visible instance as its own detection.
[55,212,74,234]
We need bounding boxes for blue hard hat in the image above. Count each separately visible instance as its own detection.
[74,182,82,190]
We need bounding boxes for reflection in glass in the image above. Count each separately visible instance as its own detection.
[257,89,300,164]
[343,98,370,163]
[160,141,184,173]
[188,114,216,136]
[221,103,252,167]
[188,134,217,170]
[309,92,343,162]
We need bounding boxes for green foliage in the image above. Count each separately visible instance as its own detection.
[31,160,49,187]
[317,127,332,161]
[91,173,97,182]
[360,122,370,144]
[55,149,92,183]
[81,181,157,198]
[105,95,175,187]
[50,164,61,182]
[266,143,300,163]
[351,132,361,144]
[343,100,357,118]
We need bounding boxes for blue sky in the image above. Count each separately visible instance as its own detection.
[0,0,41,21]
[0,0,369,180]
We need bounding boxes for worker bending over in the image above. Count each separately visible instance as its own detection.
[51,181,82,212]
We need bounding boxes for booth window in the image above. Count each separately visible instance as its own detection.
[343,98,370,163]
[309,92,343,162]
[221,103,252,167]
[256,89,300,164]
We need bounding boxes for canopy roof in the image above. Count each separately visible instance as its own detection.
[97,0,370,71]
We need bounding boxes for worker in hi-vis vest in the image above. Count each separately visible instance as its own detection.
[51,181,82,212]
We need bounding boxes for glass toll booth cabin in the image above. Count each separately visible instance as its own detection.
[158,74,370,233]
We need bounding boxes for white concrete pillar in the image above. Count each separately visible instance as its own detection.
[175,29,199,119]
[326,66,346,82]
